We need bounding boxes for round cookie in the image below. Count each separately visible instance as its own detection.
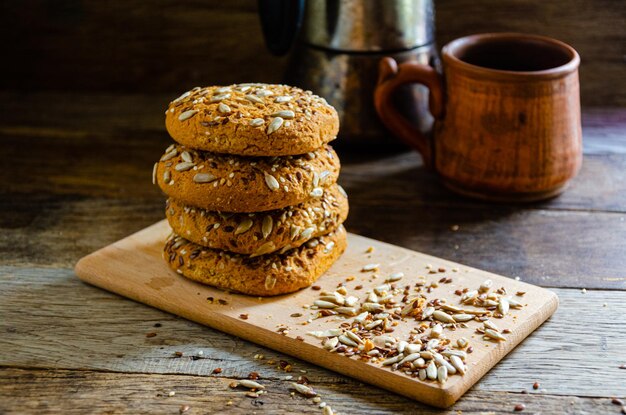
[165,184,349,255]
[165,84,339,156]
[154,144,340,212]
[164,225,347,296]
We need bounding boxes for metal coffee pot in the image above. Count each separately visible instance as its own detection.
[258,0,439,149]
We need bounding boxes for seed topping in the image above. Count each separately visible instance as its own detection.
[271,110,295,119]
[217,103,231,114]
[264,173,280,191]
[267,117,284,134]
[235,218,254,235]
[175,162,195,172]
[249,118,265,127]
[193,173,217,183]
[178,109,198,121]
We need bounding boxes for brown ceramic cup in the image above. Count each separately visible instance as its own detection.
[374,33,582,202]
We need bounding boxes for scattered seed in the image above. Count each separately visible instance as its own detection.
[452,313,474,322]
[450,355,466,375]
[344,296,359,307]
[382,355,403,366]
[437,364,448,384]
[314,300,338,309]
[267,117,284,134]
[399,353,421,365]
[239,379,265,390]
[442,350,467,360]
[498,298,510,315]
[338,334,358,347]
[291,382,316,397]
[426,361,437,380]
[307,329,343,338]
[334,306,357,316]
[386,272,404,282]
[422,307,435,319]
[364,319,383,330]
[433,310,456,324]
[323,405,334,415]
[431,324,443,338]
[178,109,198,121]
[323,337,339,350]
[405,344,421,355]
[533,382,540,390]
[212,367,222,374]
[434,353,457,375]
[418,369,427,381]
[362,302,384,313]
[345,331,363,344]
[484,320,498,331]
[514,403,526,411]
[485,328,506,341]
[613,398,625,405]
[361,263,380,272]
[479,279,493,292]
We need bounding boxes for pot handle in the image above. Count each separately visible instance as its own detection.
[258,0,305,56]
[374,57,445,168]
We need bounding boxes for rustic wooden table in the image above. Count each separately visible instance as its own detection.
[1,93,625,414]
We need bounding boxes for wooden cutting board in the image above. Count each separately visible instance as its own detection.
[75,220,558,408]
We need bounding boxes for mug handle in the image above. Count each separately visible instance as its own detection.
[374,57,445,168]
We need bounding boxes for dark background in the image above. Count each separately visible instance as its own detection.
[1,0,624,106]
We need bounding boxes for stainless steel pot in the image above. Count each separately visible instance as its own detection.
[258,0,440,150]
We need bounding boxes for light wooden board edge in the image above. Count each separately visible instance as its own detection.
[75,220,559,408]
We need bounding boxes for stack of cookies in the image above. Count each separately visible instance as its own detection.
[153,83,348,296]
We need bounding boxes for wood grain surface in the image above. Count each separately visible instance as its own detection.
[2,266,625,398]
[73,221,558,407]
[1,92,626,290]
[0,368,620,415]
[0,368,617,415]
[1,1,624,106]
[1,88,626,412]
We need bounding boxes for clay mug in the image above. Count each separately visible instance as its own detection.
[374,33,582,202]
